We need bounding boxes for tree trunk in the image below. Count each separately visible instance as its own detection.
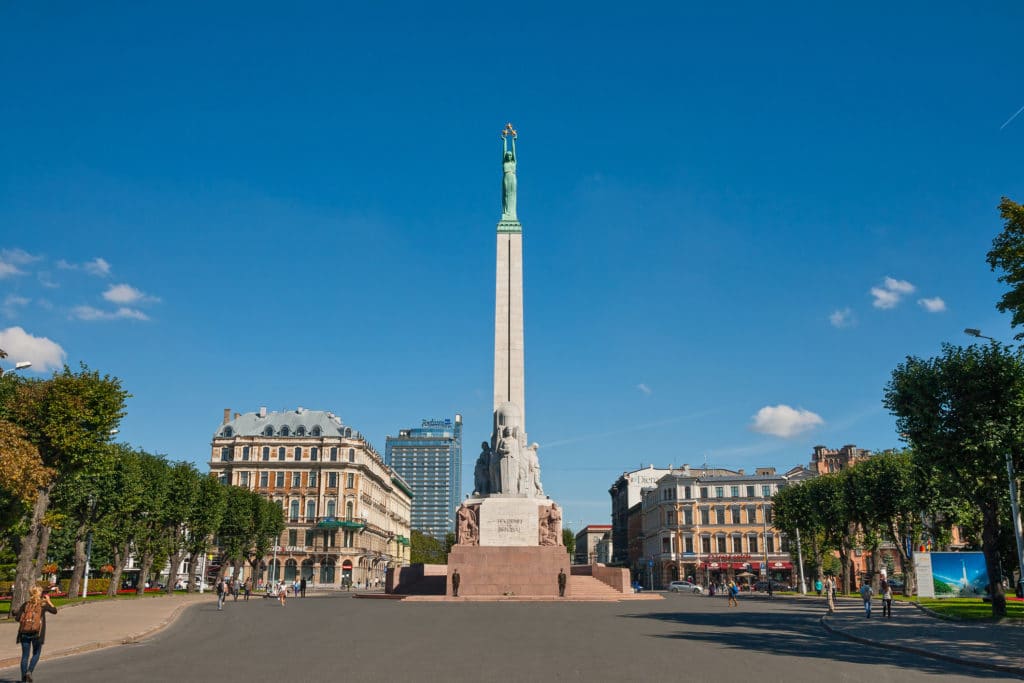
[838,546,851,595]
[137,552,154,596]
[67,522,90,599]
[888,520,915,596]
[980,503,1007,618]
[166,550,184,594]
[11,484,53,612]
[186,550,200,593]
[107,544,127,597]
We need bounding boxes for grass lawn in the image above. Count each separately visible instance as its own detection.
[0,589,190,614]
[894,596,1024,620]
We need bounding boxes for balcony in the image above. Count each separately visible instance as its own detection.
[315,515,367,530]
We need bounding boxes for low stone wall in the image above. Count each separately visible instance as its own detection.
[388,564,447,595]
[591,564,630,593]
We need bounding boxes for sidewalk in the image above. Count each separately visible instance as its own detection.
[0,592,212,671]
[822,598,1024,676]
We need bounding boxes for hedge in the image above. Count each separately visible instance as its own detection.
[57,578,111,595]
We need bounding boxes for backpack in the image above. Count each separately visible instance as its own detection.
[18,601,43,635]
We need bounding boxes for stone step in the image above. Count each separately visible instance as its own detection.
[569,576,623,597]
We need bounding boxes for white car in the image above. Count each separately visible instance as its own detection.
[668,580,703,594]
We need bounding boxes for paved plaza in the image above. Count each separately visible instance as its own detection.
[2,593,1018,682]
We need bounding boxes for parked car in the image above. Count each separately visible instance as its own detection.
[753,580,791,592]
[668,580,703,594]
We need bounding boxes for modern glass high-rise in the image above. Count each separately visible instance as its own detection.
[385,415,462,539]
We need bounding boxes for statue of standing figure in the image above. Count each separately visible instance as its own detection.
[456,505,480,546]
[538,504,562,546]
[501,123,517,220]
[473,442,491,496]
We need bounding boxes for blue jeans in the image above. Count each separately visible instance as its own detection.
[21,635,42,676]
[217,593,225,610]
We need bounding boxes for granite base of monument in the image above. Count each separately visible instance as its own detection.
[447,545,569,597]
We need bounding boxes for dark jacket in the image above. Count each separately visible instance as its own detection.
[13,600,58,645]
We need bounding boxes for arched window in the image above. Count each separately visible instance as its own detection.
[330,447,338,461]
[306,500,316,520]
[220,447,231,461]
[294,446,302,460]
[263,426,274,437]
[345,428,352,438]
[289,500,299,521]
[222,426,233,437]
[311,426,322,437]
[348,448,355,462]
[295,425,306,436]
[345,501,354,521]
[310,447,318,461]
[320,558,335,584]
[241,446,249,461]
[278,447,286,461]
[279,425,290,437]
[262,447,270,461]
[301,558,314,581]
[284,559,297,582]
[326,500,336,517]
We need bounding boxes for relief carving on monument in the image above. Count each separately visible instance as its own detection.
[538,503,562,546]
[456,504,480,546]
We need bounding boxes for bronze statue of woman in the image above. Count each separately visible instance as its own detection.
[501,125,517,220]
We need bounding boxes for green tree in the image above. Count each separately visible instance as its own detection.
[409,530,446,564]
[986,197,1024,339]
[773,482,825,581]
[162,462,201,594]
[132,452,171,594]
[0,421,52,555]
[185,476,226,591]
[94,445,146,596]
[246,495,285,585]
[5,365,128,609]
[562,528,575,557]
[217,486,257,580]
[885,342,1024,617]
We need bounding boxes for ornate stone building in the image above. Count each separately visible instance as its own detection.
[608,465,672,565]
[209,406,412,589]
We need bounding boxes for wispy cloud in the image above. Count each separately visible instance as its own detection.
[636,383,652,396]
[0,248,38,279]
[58,257,111,277]
[0,326,66,372]
[2,295,30,318]
[103,283,158,305]
[917,297,946,313]
[750,404,824,438]
[829,307,855,328]
[1000,103,1024,131]
[870,276,915,309]
[70,305,149,321]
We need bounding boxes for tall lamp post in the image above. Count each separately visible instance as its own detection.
[0,351,32,376]
[964,328,1024,597]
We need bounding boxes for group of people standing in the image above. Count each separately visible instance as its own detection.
[815,575,894,618]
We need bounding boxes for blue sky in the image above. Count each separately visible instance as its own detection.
[2,2,1023,529]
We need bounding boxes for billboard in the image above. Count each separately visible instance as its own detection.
[915,551,988,599]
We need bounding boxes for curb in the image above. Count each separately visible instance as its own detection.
[820,615,1024,677]
[0,599,203,671]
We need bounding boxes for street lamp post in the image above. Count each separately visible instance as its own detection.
[795,527,807,595]
[964,328,1024,597]
[0,351,32,376]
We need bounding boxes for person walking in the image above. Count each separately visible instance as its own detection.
[881,578,893,618]
[292,579,300,597]
[766,580,774,600]
[232,577,240,602]
[243,577,252,601]
[824,575,835,613]
[814,578,823,596]
[13,585,57,683]
[216,578,227,611]
[558,568,567,598]
[300,577,307,598]
[727,580,739,607]
[451,569,460,597]
[859,578,874,618]
[278,582,287,607]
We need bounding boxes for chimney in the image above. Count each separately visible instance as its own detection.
[259,406,267,418]
[223,408,231,425]
[234,412,241,420]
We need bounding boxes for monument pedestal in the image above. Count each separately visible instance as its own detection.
[447,545,569,597]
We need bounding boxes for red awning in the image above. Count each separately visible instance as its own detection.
[769,561,793,569]
[731,563,751,570]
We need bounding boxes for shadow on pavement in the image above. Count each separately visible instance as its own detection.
[622,603,1019,680]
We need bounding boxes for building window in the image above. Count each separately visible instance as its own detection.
[715,486,724,498]
[684,486,691,499]
[732,536,743,553]
[762,485,771,497]
[223,426,233,437]
[263,426,274,437]
[260,471,269,488]
[262,447,270,461]
[292,472,301,487]
[311,447,318,461]
[763,506,773,524]
[765,534,775,553]
[716,536,727,552]
[746,485,755,497]
[306,500,315,520]
[278,447,285,461]
[700,487,709,498]
[327,499,336,517]
[288,530,297,546]
[330,447,338,461]
[343,531,354,548]
[748,535,759,553]
[305,530,314,546]
[731,486,740,498]
[275,472,284,488]
[328,472,338,488]
[280,426,290,437]
[666,511,675,526]
[348,448,355,462]
[309,471,317,488]
[345,501,354,520]
[311,426,322,437]
[747,507,758,524]
[701,536,711,553]
[684,536,694,553]
[662,537,670,553]
[294,446,302,460]
[296,425,306,437]
[683,508,693,525]
[700,508,710,525]
[715,508,726,525]
[241,446,249,461]
[347,473,355,489]
[219,474,228,485]
[289,500,299,521]
[731,508,741,524]
[220,447,231,462]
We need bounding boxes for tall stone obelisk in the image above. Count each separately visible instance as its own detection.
[494,122,525,432]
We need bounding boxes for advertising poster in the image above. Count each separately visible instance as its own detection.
[914,552,934,598]
[928,552,988,597]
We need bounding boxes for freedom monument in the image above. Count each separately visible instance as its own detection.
[446,124,567,596]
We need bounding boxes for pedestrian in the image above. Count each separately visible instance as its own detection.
[232,577,240,601]
[216,578,227,611]
[814,578,823,596]
[243,578,252,601]
[881,578,893,618]
[278,582,287,607]
[727,580,739,607]
[558,568,567,598]
[300,577,307,598]
[859,579,873,618]
[292,579,300,597]
[825,576,835,613]
[13,585,57,683]
[451,569,460,597]
[766,580,774,600]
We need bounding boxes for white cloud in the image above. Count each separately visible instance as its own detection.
[70,305,149,321]
[37,272,59,289]
[829,307,855,328]
[871,276,916,309]
[103,283,157,304]
[0,262,21,278]
[2,295,30,318]
[0,326,66,372]
[636,383,652,396]
[0,249,41,265]
[750,404,824,438]
[84,258,111,277]
[918,297,946,313]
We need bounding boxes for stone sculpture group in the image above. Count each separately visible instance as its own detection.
[473,402,543,497]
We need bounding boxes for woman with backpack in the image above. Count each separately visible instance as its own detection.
[13,585,57,682]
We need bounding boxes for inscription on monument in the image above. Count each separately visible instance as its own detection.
[479,498,539,546]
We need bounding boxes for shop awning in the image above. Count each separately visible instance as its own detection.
[731,563,751,570]
[768,561,793,569]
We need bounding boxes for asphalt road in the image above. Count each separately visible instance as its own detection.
[1,593,1015,682]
